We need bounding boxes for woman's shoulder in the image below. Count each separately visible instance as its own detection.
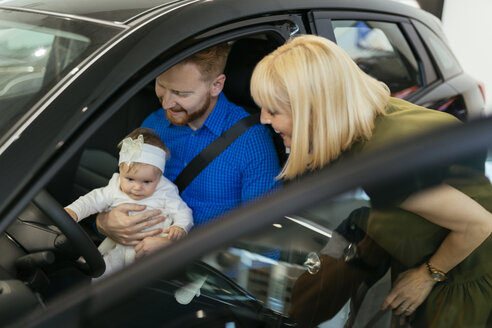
[363,98,460,152]
[385,97,460,125]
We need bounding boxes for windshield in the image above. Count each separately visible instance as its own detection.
[0,9,122,142]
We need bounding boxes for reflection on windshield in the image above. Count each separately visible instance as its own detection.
[0,10,120,144]
[0,27,54,98]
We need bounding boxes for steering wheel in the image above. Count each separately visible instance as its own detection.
[32,189,105,278]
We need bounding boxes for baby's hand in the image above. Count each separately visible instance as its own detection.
[64,208,78,221]
[164,226,187,241]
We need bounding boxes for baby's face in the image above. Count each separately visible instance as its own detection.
[119,163,161,200]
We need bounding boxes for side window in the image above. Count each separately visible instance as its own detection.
[413,20,462,79]
[332,20,421,98]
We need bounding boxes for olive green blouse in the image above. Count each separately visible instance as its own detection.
[352,98,492,327]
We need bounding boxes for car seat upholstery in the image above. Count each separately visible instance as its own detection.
[223,38,277,113]
[223,38,287,165]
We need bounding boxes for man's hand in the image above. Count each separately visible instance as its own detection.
[96,203,166,246]
[164,226,187,241]
[134,236,172,259]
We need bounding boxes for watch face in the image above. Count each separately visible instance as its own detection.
[431,272,446,282]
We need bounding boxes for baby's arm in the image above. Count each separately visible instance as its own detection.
[166,226,187,240]
[64,207,78,221]
[65,174,118,221]
[159,179,194,239]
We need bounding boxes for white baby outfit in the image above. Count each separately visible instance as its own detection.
[67,172,193,278]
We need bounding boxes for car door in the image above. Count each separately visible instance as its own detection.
[24,111,491,328]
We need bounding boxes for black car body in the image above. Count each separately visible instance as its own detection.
[0,0,489,327]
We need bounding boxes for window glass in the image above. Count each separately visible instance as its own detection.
[0,25,84,98]
[413,21,462,79]
[0,10,121,142]
[332,20,421,98]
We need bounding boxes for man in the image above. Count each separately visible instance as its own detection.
[96,43,281,257]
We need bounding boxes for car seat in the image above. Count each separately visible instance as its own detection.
[223,37,287,166]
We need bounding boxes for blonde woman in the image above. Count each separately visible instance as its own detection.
[251,34,492,327]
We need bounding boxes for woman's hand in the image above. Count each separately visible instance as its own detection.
[134,236,172,259]
[96,203,166,246]
[381,264,435,316]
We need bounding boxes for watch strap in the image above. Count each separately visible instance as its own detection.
[425,261,448,282]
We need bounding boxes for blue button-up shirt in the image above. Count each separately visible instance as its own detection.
[142,93,281,226]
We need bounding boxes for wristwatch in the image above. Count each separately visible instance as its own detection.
[425,261,448,282]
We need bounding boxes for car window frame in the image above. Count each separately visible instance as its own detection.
[412,19,463,81]
[309,10,438,100]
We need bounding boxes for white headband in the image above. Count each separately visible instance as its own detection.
[118,134,166,172]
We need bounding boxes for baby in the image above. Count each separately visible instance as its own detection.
[65,127,193,277]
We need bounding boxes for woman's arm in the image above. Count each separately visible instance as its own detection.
[400,183,492,273]
[382,183,492,315]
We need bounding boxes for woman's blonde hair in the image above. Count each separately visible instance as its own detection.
[251,34,390,180]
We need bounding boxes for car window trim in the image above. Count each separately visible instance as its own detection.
[0,6,127,28]
[312,10,438,99]
[412,20,463,80]
[400,20,438,86]
[197,13,306,40]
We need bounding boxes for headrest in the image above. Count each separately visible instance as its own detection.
[223,38,277,111]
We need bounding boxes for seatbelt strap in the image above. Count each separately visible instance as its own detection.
[174,112,260,194]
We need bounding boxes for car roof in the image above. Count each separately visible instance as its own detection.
[0,0,181,25]
[1,0,438,27]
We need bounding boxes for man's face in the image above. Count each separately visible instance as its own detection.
[155,62,214,129]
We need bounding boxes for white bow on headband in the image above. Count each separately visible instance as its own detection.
[119,134,166,172]
[120,134,144,165]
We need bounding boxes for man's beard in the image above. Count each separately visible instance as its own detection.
[165,94,211,126]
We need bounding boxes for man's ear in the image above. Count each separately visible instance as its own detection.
[210,73,226,97]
